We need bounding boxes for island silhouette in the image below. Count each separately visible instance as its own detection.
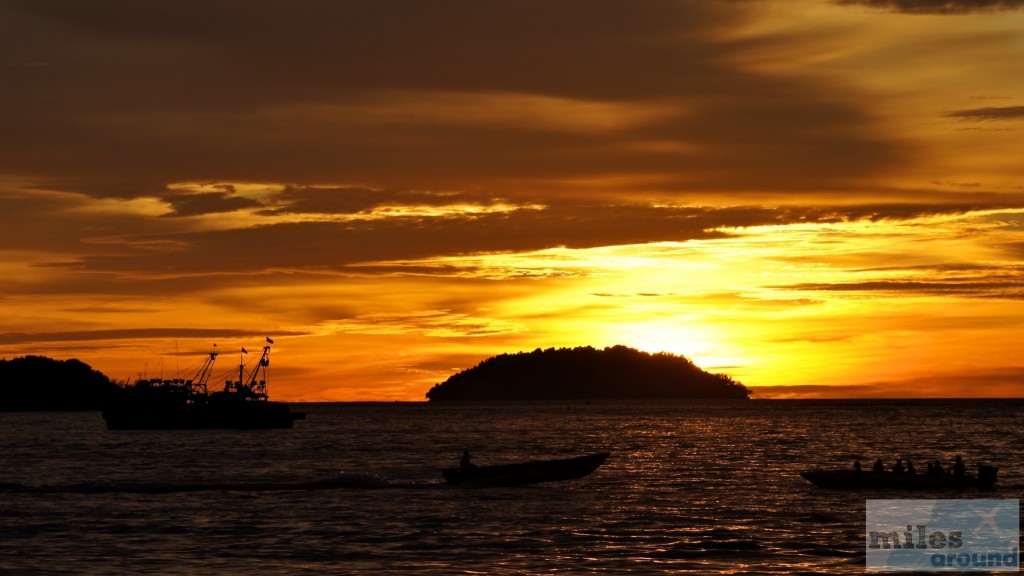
[0,355,118,411]
[426,345,749,401]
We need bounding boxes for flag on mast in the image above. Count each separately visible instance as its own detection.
[242,347,248,354]
[266,337,274,344]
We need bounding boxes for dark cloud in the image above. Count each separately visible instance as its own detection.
[995,242,1024,259]
[816,201,1024,221]
[62,204,741,279]
[0,0,909,196]
[10,199,1020,291]
[5,166,1023,298]
[0,327,305,346]
[835,0,1024,13]
[26,180,167,199]
[784,279,1024,299]
[161,191,262,217]
[857,262,1018,273]
[945,105,1024,121]
[268,187,503,216]
[269,187,400,215]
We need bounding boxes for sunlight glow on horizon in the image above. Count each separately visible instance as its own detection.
[6,208,1022,401]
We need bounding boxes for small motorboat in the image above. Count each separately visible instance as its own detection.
[800,465,997,490]
[442,452,610,486]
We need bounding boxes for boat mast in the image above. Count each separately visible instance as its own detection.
[244,341,272,398]
[238,348,246,391]
[190,350,218,396]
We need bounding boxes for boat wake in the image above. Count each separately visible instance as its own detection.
[0,473,395,494]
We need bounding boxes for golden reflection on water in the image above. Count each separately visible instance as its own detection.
[2,400,1022,574]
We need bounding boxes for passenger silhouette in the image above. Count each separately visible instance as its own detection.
[460,451,476,473]
[872,458,884,473]
[853,460,862,473]
[892,459,904,475]
[953,455,965,477]
[933,460,944,476]
[906,460,916,475]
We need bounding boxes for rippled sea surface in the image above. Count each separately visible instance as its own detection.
[2,400,1023,574]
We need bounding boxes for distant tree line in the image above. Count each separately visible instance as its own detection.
[426,345,750,401]
[0,356,118,411]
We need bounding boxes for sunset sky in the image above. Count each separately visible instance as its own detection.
[2,0,1024,400]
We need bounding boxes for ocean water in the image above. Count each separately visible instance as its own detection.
[1,400,1022,574]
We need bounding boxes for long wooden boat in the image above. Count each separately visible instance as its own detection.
[800,465,997,490]
[442,452,610,486]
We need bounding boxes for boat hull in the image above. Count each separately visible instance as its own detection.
[102,395,300,430]
[800,467,997,490]
[103,342,300,430]
[442,452,610,486]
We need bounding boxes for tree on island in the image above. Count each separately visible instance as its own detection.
[426,345,750,401]
[0,355,118,411]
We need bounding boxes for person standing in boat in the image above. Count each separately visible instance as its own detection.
[460,451,477,473]
[892,459,904,474]
[853,460,862,473]
[953,455,966,477]
[905,460,916,475]
[872,458,884,473]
